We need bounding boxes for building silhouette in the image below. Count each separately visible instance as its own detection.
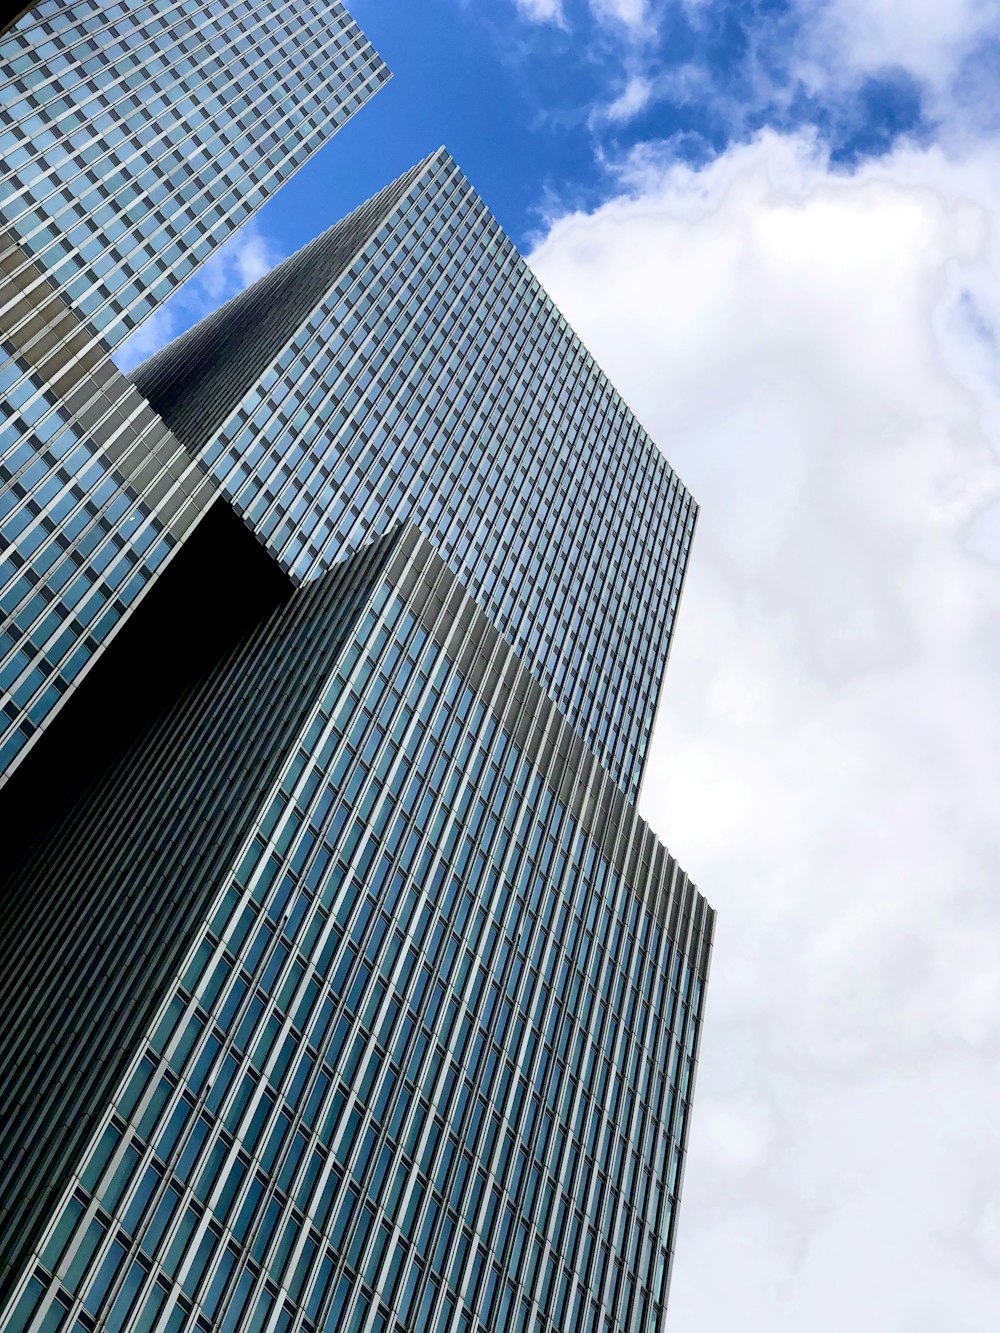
[0,4,714,1332]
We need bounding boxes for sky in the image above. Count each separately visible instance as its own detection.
[119,1,1000,1328]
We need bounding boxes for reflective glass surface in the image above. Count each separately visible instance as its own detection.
[137,151,697,802]
[0,342,176,774]
[3,531,711,1333]
[0,0,388,352]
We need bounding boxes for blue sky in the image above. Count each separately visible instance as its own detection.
[118,0,967,371]
[252,0,935,249]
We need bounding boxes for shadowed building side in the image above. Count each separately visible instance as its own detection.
[0,524,400,1306]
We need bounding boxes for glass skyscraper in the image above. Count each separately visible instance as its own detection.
[0,0,387,782]
[0,240,218,778]
[0,0,387,350]
[0,5,714,1333]
[1,524,711,1333]
[132,151,696,803]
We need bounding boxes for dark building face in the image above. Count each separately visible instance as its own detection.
[0,4,714,1332]
[0,525,711,1333]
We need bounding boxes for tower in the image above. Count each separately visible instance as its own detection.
[132,151,696,804]
[0,0,388,780]
[0,7,713,1331]
[0,0,388,351]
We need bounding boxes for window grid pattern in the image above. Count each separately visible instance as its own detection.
[0,526,395,1304]
[0,0,388,352]
[0,343,175,775]
[5,536,711,1333]
[144,151,696,804]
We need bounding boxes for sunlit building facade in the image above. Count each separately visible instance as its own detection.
[134,150,696,803]
[0,0,387,350]
[0,239,216,778]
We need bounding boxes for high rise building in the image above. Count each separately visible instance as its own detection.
[0,240,218,778]
[0,5,714,1333]
[0,0,388,351]
[0,0,388,781]
[132,150,696,803]
[0,521,712,1333]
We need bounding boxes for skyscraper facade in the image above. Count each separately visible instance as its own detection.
[0,0,387,782]
[0,240,217,777]
[0,0,387,350]
[1,524,711,1333]
[0,4,714,1332]
[133,151,696,803]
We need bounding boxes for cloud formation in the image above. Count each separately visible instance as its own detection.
[508,0,997,182]
[595,74,655,125]
[804,0,997,87]
[512,0,651,34]
[791,0,1000,137]
[513,0,568,26]
[590,0,650,31]
[530,129,1000,1328]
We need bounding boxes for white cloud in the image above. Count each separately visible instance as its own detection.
[571,0,997,161]
[514,0,654,36]
[233,229,279,290]
[802,0,997,92]
[513,0,567,26]
[193,223,283,305]
[530,130,1000,1327]
[598,74,655,124]
[590,0,650,31]
[113,306,178,375]
[781,0,1000,139]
